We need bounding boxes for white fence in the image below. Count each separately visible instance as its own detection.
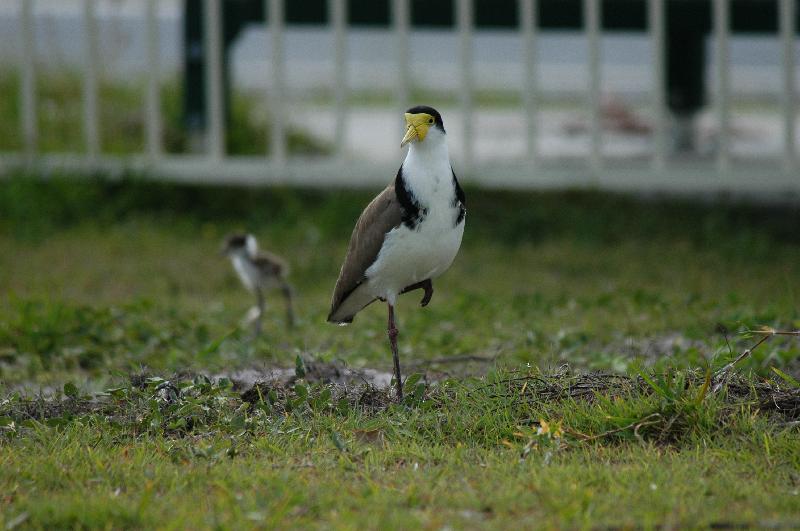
[2,0,799,195]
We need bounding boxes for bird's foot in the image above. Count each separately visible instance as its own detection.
[400,279,434,307]
[419,282,433,307]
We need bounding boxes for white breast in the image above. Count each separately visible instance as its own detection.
[367,214,464,299]
[231,255,260,292]
[364,136,465,305]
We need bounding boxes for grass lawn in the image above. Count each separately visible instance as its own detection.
[1,176,799,529]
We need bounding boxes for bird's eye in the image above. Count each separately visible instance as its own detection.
[428,118,434,124]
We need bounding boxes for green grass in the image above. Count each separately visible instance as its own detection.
[2,378,798,529]
[1,176,799,528]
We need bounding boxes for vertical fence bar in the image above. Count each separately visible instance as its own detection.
[393,0,410,116]
[457,0,473,169]
[20,0,38,160]
[145,0,162,161]
[713,0,730,172]
[780,0,796,170]
[269,0,287,165]
[331,0,347,158]
[83,0,100,158]
[585,0,602,171]
[204,0,224,159]
[649,0,666,170]
[520,0,538,163]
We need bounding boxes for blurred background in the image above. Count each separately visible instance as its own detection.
[1,0,799,192]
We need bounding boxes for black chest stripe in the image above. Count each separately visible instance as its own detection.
[395,166,425,230]
[452,169,466,225]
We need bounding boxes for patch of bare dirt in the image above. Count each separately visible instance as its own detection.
[2,363,798,427]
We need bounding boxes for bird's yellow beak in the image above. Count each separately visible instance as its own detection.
[401,112,435,147]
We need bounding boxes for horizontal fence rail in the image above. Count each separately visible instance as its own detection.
[3,0,800,197]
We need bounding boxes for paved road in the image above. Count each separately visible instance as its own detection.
[295,105,796,163]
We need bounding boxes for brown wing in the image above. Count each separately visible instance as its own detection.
[328,184,403,321]
[253,250,288,278]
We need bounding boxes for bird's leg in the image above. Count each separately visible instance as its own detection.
[400,279,434,307]
[387,303,403,400]
[253,287,264,337]
[281,281,295,329]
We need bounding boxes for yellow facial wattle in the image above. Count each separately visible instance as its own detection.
[401,112,435,147]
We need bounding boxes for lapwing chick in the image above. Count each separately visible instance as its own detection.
[222,233,295,335]
[328,106,466,400]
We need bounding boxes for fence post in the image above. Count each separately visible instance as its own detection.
[146,0,163,162]
[520,0,538,165]
[268,0,287,166]
[780,0,796,171]
[20,0,38,163]
[457,0,473,170]
[83,0,100,160]
[203,0,225,159]
[585,0,602,172]
[713,0,730,172]
[650,0,666,170]
[393,0,410,123]
[331,0,348,160]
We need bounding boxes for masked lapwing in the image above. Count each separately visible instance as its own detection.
[222,233,295,335]
[328,106,466,400]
